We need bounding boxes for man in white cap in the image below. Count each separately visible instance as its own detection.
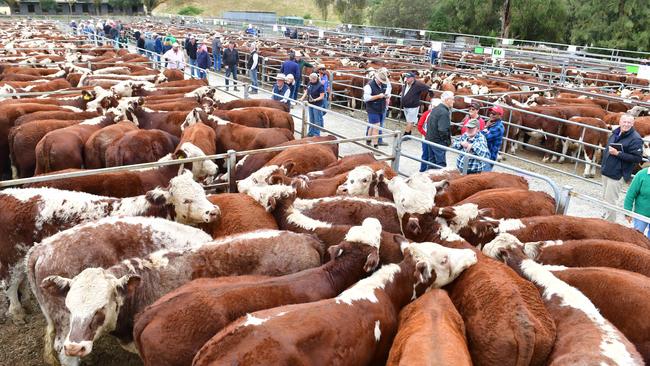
[425,90,455,168]
[363,70,391,148]
[211,32,222,71]
[163,42,185,70]
[247,43,259,94]
[272,73,291,109]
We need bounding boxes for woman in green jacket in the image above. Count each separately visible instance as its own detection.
[624,167,650,237]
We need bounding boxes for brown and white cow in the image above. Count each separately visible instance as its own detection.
[484,236,644,365]
[104,129,179,167]
[192,242,477,366]
[212,98,290,112]
[83,120,139,169]
[1,170,219,323]
[456,188,556,218]
[560,117,608,178]
[199,193,279,238]
[387,289,471,366]
[40,229,323,363]
[134,218,385,366]
[306,152,378,179]
[27,216,214,366]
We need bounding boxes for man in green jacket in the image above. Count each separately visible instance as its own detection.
[624,166,650,237]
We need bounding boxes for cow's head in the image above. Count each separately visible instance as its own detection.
[336,166,376,196]
[85,86,119,113]
[0,85,18,101]
[237,163,298,211]
[328,218,382,272]
[404,242,477,288]
[401,203,493,244]
[173,142,218,183]
[180,108,203,131]
[145,169,220,224]
[525,93,541,106]
[237,163,294,193]
[41,268,141,359]
[200,96,215,114]
[185,86,215,100]
[387,176,435,219]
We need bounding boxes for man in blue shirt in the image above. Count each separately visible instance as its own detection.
[482,105,505,171]
[280,52,300,100]
[452,119,490,174]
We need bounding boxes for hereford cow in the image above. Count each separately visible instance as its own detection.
[386,289,471,366]
[83,120,139,169]
[1,170,219,323]
[456,188,556,218]
[306,152,378,179]
[27,216,214,366]
[104,129,179,167]
[560,117,608,178]
[41,230,323,362]
[192,242,477,366]
[212,98,290,112]
[199,193,278,238]
[211,108,270,128]
[134,219,386,366]
[483,237,642,365]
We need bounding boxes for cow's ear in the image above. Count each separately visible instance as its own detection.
[173,149,187,160]
[81,90,95,101]
[115,275,141,297]
[405,217,421,237]
[327,243,344,262]
[269,174,284,185]
[145,188,172,205]
[437,207,456,220]
[364,249,380,272]
[375,170,385,184]
[41,276,71,298]
[414,261,433,284]
[434,179,450,195]
[281,160,295,176]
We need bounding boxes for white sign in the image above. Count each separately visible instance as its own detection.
[463,97,472,103]
[419,30,426,36]
[318,30,325,38]
[430,41,443,52]
[282,26,287,32]
[363,37,372,44]
[484,47,493,55]
[309,20,313,25]
[567,45,577,53]
[639,65,650,80]
[396,39,404,45]
[273,25,278,32]
[347,24,352,29]
[492,47,505,58]
[501,38,513,45]
[213,19,218,25]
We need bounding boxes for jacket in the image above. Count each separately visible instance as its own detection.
[452,133,490,173]
[197,50,210,69]
[223,48,239,66]
[280,60,300,79]
[211,38,221,52]
[417,110,431,136]
[481,119,504,161]
[624,167,650,217]
[425,103,451,146]
[601,127,643,182]
[186,41,198,60]
[247,51,259,70]
[363,79,387,115]
[400,80,429,108]
[154,38,163,54]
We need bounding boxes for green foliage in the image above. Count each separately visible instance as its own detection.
[334,0,366,24]
[142,0,167,14]
[303,13,312,19]
[108,0,141,13]
[509,0,569,43]
[178,5,203,15]
[313,0,332,20]
[39,0,57,12]
[369,0,435,29]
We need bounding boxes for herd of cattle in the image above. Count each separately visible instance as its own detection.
[1,19,650,366]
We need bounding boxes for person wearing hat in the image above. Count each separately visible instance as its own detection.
[280,52,300,100]
[363,70,391,148]
[481,105,506,171]
[425,90,455,168]
[300,73,326,137]
[461,101,485,134]
[400,72,430,136]
[186,35,198,78]
[451,118,490,174]
[162,42,185,70]
[247,43,260,94]
[223,41,240,91]
[212,33,222,72]
[272,73,291,110]
[317,64,331,112]
[196,40,210,79]
[285,73,296,103]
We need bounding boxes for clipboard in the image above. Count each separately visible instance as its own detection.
[610,143,623,152]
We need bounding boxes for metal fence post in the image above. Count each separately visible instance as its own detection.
[226,149,237,193]
[391,132,403,171]
[243,82,249,99]
[301,104,309,138]
[557,185,573,214]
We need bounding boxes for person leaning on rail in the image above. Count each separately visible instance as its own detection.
[452,118,491,174]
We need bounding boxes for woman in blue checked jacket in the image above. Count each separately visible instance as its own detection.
[452,118,491,174]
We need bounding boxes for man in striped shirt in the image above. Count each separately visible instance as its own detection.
[452,118,490,174]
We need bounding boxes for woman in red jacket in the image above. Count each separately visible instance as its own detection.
[417,105,433,172]
[460,101,485,134]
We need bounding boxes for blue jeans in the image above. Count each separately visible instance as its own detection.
[198,68,207,79]
[633,218,650,238]
[484,163,494,172]
[225,65,238,87]
[292,76,302,100]
[427,144,447,168]
[189,58,197,77]
[213,49,221,71]
[420,141,431,172]
[308,106,324,136]
[248,68,258,92]
[366,112,385,139]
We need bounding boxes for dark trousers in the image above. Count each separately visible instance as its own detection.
[427,144,447,168]
[225,65,238,87]
[419,141,430,172]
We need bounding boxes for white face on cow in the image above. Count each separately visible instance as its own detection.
[177,142,218,180]
[41,268,139,359]
[181,108,202,131]
[0,85,17,100]
[110,80,135,97]
[146,170,220,224]
[336,166,375,196]
[237,165,286,193]
[406,242,477,287]
[85,87,116,112]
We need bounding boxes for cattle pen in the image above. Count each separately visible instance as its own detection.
[1,16,650,366]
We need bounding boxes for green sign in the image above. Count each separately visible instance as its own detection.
[396,39,404,45]
[492,47,505,58]
[474,47,484,54]
[627,65,640,74]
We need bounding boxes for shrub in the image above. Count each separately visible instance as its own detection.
[303,13,312,19]
[178,5,203,15]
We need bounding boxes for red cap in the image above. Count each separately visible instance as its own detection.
[489,106,504,115]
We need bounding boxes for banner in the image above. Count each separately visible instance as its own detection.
[492,48,505,58]
[430,41,442,52]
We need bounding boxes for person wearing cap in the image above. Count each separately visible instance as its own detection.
[285,74,296,102]
[300,73,325,137]
[363,70,391,149]
[272,73,291,110]
[481,105,506,171]
[212,33,222,71]
[162,33,176,53]
[425,91,454,168]
[400,72,430,136]
[223,41,240,91]
[280,52,300,100]
[460,101,485,134]
[196,41,210,79]
[247,43,260,94]
[186,36,198,78]
[163,42,185,70]
[317,64,330,112]
[452,118,490,174]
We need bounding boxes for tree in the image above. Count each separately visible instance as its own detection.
[39,0,56,13]
[509,0,568,43]
[369,0,435,29]
[93,0,102,15]
[141,0,166,15]
[334,0,366,24]
[313,0,333,20]
[501,0,511,38]
[428,0,502,38]
[1,0,19,13]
